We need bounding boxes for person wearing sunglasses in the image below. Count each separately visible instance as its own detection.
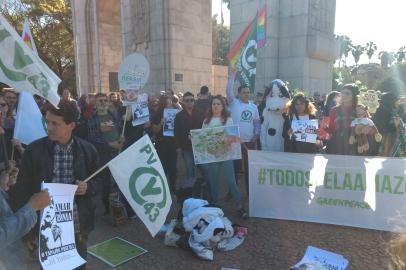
[87,93,123,215]
[174,92,202,193]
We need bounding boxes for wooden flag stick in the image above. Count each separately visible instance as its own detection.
[10,145,15,161]
[83,162,109,183]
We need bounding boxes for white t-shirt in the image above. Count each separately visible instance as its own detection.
[298,115,309,120]
[229,99,260,142]
[202,117,233,128]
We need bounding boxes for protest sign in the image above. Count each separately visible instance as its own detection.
[0,15,60,107]
[108,135,172,237]
[291,246,348,270]
[131,93,149,126]
[118,53,149,96]
[88,237,147,267]
[359,90,380,113]
[249,151,406,232]
[191,125,242,164]
[39,183,85,270]
[163,108,180,137]
[14,91,47,145]
[291,119,318,143]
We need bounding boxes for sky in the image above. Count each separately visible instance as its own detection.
[212,0,406,65]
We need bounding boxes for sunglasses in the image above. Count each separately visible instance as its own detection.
[184,99,195,103]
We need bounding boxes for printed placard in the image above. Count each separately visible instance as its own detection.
[131,93,150,126]
[291,119,318,143]
[163,109,180,137]
[39,183,85,270]
[191,125,242,164]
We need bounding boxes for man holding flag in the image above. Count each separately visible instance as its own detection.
[10,100,100,269]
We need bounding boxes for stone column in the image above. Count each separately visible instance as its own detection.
[230,0,336,95]
[121,0,212,94]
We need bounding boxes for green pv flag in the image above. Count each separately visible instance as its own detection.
[227,5,267,93]
[0,15,60,107]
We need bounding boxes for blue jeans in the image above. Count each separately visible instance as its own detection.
[182,151,195,188]
[204,160,242,208]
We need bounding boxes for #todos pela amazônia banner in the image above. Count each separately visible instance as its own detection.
[249,151,406,232]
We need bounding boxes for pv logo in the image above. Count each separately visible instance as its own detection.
[241,110,253,121]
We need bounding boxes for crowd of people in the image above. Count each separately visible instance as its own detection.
[0,79,406,269]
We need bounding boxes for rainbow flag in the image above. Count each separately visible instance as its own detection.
[21,18,38,55]
[227,4,267,92]
[257,5,267,48]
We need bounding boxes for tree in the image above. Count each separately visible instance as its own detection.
[223,0,230,9]
[378,51,395,69]
[337,35,353,67]
[395,46,406,63]
[351,45,365,66]
[365,42,377,64]
[212,14,230,66]
[1,0,76,95]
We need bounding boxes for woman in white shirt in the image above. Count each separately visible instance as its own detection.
[202,95,247,218]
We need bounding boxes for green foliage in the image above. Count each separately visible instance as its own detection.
[1,0,76,95]
[212,14,230,66]
[365,42,377,63]
[395,46,406,63]
[223,0,230,9]
[378,51,395,69]
[351,45,365,66]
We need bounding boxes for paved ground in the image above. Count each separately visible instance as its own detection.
[84,181,395,270]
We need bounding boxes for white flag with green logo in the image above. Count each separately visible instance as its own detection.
[0,15,60,107]
[108,135,172,237]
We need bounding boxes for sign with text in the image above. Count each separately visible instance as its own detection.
[249,151,406,232]
[39,183,85,270]
[118,53,149,91]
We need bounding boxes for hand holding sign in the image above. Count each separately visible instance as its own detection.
[28,189,51,211]
[75,181,87,196]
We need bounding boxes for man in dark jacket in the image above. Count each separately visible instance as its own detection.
[9,100,99,269]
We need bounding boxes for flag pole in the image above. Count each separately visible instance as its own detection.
[10,145,14,161]
[83,162,109,183]
[84,105,130,183]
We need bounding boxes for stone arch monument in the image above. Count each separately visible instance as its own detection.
[71,0,336,95]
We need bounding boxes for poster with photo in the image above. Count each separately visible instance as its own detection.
[163,109,180,137]
[291,119,318,144]
[131,93,150,126]
[191,125,241,164]
[291,246,348,270]
[39,183,86,270]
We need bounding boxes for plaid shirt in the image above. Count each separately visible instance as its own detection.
[53,140,80,233]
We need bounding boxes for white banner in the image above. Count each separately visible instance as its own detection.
[249,151,406,232]
[108,135,172,237]
[39,183,85,270]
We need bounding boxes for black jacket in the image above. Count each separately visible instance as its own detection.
[9,136,99,235]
